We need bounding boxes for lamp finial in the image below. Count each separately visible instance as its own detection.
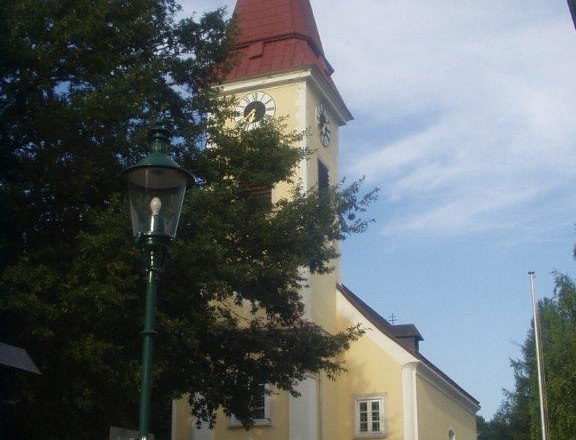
[148,126,171,154]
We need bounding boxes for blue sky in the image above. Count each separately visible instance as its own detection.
[180,0,576,419]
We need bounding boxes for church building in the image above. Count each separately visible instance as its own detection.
[172,0,480,439]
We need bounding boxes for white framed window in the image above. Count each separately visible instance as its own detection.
[354,395,387,437]
[230,383,271,427]
[449,429,456,440]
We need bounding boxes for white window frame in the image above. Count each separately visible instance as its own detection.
[229,383,272,427]
[354,394,387,437]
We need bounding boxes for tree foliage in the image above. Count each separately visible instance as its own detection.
[483,270,576,440]
[0,1,375,439]
[541,273,576,437]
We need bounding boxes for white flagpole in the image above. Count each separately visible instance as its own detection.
[528,271,549,440]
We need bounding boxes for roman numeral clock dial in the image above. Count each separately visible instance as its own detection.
[235,91,276,130]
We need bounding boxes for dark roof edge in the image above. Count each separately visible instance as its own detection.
[569,0,576,30]
[336,283,479,407]
[337,283,397,338]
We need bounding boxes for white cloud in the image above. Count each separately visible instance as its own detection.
[322,1,576,239]
[177,0,576,240]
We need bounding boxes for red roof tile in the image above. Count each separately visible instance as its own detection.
[225,0,335,84]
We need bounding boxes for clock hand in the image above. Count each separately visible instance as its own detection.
[245,108,257,123]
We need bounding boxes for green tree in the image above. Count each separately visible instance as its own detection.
[493,272,576,440]
[476,414,514,440]
[540,273,576,438]
[0,1,374,439]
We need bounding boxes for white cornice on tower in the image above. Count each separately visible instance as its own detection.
[220,65,352,127]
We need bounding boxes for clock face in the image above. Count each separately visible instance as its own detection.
[235,91,276,130]
[316,103,331,147]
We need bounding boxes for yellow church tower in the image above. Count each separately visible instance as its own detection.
[172,1,480,439]
[219,0,352,337]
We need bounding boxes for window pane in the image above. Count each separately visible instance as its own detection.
[253,407,265,420]
[252,383,266,420]
[357,398,384,435]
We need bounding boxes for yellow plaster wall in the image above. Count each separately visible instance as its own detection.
[257,81,305,203]
[317,370,341,440]
[172,398,192,440]
[221,78,344,438]
[230,79,342,334]
[335,314,406,440]
[209,388,289,440]
[305,83,340,335]
[173,76,346,440]
[172,390,290,440]
[415,376,477,440]
[174,75,478,440]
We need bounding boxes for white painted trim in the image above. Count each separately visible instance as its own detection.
[190,418,214,440]
[229,383,272,427]
[289,375,319,440]
[299,267,313,321]
[306,68,352,126]
[299,81,309,191]
[318,373,325,440]
[353,394,388,437]
[219,67,352,127]
[220,70,312,94]
[402,362,419,440]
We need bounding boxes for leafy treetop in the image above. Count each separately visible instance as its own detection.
[0,1,376,439]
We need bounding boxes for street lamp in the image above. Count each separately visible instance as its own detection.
[123,127,192,440]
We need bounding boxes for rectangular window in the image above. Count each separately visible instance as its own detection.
[241,183,272,208]
[251,382,267,420]
[230,383,271,427]
[355,396,386,437]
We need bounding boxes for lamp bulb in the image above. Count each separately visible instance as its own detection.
[150,197,162,214]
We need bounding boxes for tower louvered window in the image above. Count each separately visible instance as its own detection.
[318,159,329,190]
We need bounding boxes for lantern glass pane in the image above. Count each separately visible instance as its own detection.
[126,167,187,239]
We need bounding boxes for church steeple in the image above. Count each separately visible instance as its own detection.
[225,0,339,100]
[232,0,325,54]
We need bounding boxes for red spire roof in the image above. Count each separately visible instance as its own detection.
[225,0,334,83]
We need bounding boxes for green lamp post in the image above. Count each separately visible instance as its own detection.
[123,127,192,440]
